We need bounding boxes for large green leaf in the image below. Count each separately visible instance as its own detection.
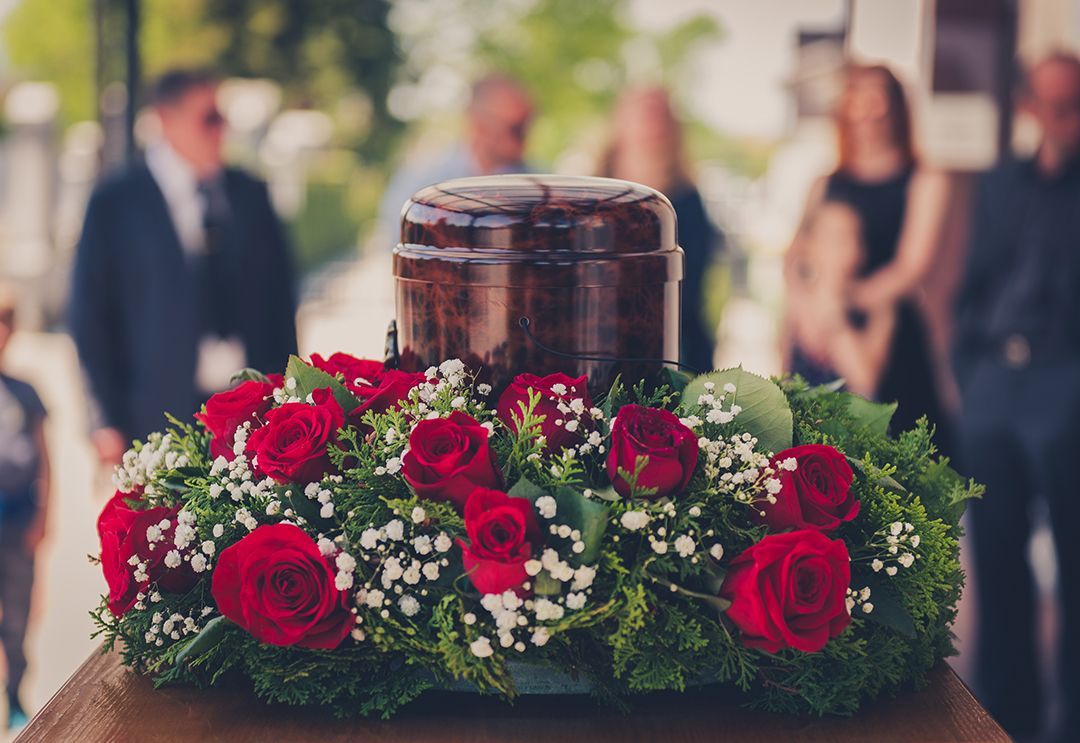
[508,477,609,566]
[682,367,793,454]
[845,394,897,436]
[285,355,361,413]
[553,486,610,565]
[860,576,916,639]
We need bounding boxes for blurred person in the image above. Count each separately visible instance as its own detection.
[782,202,895,398]
[0,285,50,733]
[378,74,534,244]
[599,86,722,372]
[786,64,951,441]
[953,52,1080,742]
[71,69,298,463]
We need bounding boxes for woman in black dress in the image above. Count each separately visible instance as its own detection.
[785,65,953,446]
[599,87,723,374]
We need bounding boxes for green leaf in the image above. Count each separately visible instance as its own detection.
[285,355,361,413]
[174,616,230,668]
[286,486,336,530]
[509,477,609,565]
[844,394,897,436]
[599,374,625,421]
[659,367,692,395]
[860,577,916,639]
[588,486,622,503]
[682,367,793,454]
[507,477,547,502]
[554,486,610,564]
[229,367,271,385]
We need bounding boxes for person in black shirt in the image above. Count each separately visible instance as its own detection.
[598,87,723,373]
[0,286,50,733]
[954,52,1080,741]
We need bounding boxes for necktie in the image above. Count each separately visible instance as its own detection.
[196,179,234,338]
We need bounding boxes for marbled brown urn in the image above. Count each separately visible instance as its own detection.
[392,175,682,393]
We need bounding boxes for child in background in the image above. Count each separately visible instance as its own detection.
[782,201,896,398]
[0,286,50,732]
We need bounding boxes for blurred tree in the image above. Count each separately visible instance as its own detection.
[200,0,401,160]
[387,0,727,169]
[3,0,401,158]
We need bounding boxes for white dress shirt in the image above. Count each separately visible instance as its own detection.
[145,141,246,394]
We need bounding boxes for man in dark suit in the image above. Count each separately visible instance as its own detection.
[954,53,1080,741]
[71,69,297,463]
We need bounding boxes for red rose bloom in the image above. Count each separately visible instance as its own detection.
[402,412,502,511]
[459,488,542,595]
[497,372,594,454]
[720,529,852,653]
[352,369,426,419]
[310,353,423,415]
[758,445,858,533]
[195,379,276,460]
[246,388,345,484]
[607,404,699,499]
[211,523,353,649]
[310,352,384,396]
[97,490,197,616]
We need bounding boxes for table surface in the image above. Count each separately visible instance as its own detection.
[16,649,1008,743]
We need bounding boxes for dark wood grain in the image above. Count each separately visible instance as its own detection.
[17,649,1008,743]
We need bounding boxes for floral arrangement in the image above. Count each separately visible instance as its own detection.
[92,353,978,718]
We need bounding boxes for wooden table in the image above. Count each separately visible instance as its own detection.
[16,649,1007,742]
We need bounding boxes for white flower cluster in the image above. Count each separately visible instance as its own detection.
[846,586,874,615]
[207,424,276,505]
[114,432,190,495]
[406,359,475,417]
[679,381,742,428]
[272,376,303,405]
[869,521,920,576]
[467,562,595,658]
[696,430,783,514]
[142,606,215,647]
[613,500,722,567]
[352,514,454,629]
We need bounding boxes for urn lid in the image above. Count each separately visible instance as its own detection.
[399,174,677,254]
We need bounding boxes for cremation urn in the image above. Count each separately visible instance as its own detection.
[392,174,682,393]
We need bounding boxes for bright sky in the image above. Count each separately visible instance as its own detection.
[629,0,848,139]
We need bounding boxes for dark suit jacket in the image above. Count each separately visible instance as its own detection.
[70,164,298,441]
[953,157,1080,387]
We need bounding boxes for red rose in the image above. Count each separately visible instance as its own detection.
[758,445,858,533]
[497,373,594,454]
[607,404,699,499]
[97,491,197,616]
[310,352,384,396]
[196,380,276,460]
[246,387,345,484]
[402,412,502,511]
[459,488,542,595]
[352,369,426,419]
[211,523,353,649]
[311,353,425,426]
[720,529,852,653]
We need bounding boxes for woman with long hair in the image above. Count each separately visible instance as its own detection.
[599,87,722,373]
[785,64,952,442]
